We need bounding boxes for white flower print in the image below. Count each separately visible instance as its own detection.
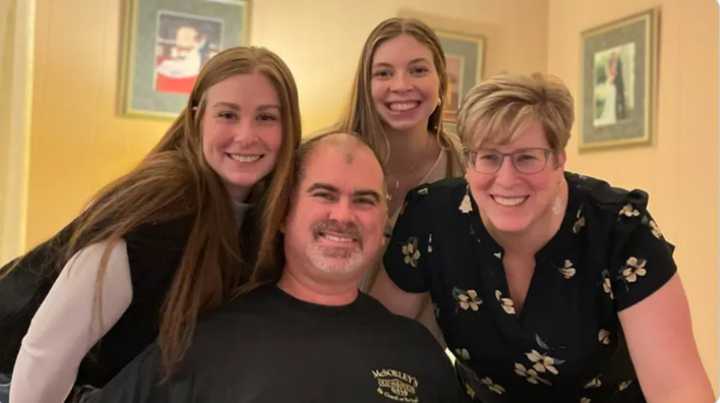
[584,376,602,389]
[573,208,586,234]
[480,377,506,395]
[495,290,516,315]
[514,363,551,385]
[493,251,502,259]
[598,329,611,345]
[526,350,560,375]
[454,288,482,311]
[622,257,647,283]
[618,203,640,218]
[602,270,614,300]
[649,219,663,239]
[580,398,592,403]
[427,233,433,253]
[618,380,633,391]
[417,187,429,195]
[401,238,421,268]
[464,383,476,399]
[558,259,576,279]
[454,348,471,361]
[459,193,473,214]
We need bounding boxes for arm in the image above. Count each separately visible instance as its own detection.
[10,240,133,403]
[370,268,426,319]
[619,274,714,403]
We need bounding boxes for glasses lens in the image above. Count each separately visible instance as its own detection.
[472,151,502,173]
[512,149,548,174]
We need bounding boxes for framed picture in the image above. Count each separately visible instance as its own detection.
[579,9,658,150]
[120,0,250,118]
[435,30,485,124]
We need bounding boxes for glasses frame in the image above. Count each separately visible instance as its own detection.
[465,147,554,175]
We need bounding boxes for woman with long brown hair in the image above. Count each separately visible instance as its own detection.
[3,46,301,402]
[339,17,464,342]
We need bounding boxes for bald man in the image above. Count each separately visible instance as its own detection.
[87,133,461,403]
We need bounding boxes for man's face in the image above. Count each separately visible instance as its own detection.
[283,141,388,285]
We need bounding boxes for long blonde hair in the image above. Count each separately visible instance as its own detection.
[339,17,462,166]
[8,46,301,376]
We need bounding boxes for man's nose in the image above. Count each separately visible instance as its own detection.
[328,199,355,222]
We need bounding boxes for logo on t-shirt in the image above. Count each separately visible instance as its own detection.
[371,368,419,402]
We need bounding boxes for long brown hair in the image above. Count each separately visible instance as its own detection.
[339,17,461,166]
[7,47,301,376]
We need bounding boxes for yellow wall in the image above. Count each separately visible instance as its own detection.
[547,0,719,390]
[26,0,169,246]
[0,0,14,254]
[20,0,719,390]
[0,0,33,264]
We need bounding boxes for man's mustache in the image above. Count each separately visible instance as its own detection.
[312,220,362,247]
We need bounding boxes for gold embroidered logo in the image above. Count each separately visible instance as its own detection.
[371,369,420,402]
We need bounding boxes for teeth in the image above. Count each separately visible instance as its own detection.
[389,102,418,111]
[228,154,261,162]
[322,233,355,243]
[493,196,526,207]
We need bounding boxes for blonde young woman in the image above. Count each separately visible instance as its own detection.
[340,18,463,340]
[374,73,714,402]
[2,46,301,403]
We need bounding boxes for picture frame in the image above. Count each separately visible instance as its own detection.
[579,8,658,150]
[120,0,250,118]
[435,30,485,125]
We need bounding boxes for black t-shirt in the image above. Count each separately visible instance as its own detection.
[89,285,462,403]
[384,173,677,403]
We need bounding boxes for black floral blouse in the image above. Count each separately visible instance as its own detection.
[384,172,677,403]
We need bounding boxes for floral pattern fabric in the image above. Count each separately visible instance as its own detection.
[384,173,677,403]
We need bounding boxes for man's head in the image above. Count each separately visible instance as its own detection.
[280,132,388,300]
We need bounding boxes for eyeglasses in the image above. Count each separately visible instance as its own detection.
[465,148,553,174]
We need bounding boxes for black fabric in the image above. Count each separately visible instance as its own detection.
[77,217,195,387]
[384,173,677,403]
[0,223,75,374]
[0,216,194,390]
[89,285,462,403]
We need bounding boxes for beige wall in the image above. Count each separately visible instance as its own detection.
[547,0,719,390]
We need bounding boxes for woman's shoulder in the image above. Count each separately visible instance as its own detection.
[123,215,195,249]
[567,172,649,214]
[407,177,467,205]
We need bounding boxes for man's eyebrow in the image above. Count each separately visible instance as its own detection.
[353,190,382,202]
[307,183,339,193]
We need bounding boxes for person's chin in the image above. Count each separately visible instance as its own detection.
[486,214,531,234]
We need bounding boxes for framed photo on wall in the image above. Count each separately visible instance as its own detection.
[435,30,485,124]
[120,0,250,118]
[579,9,658,150]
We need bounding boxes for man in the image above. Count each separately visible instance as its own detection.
[87,132,461,403]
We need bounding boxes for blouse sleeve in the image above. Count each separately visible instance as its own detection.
[10,240,133,403]
[607,194,677,311]
[383,186,437,293]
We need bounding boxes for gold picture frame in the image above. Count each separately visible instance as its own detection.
[120,0,250,118]
[579,8,658,150]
